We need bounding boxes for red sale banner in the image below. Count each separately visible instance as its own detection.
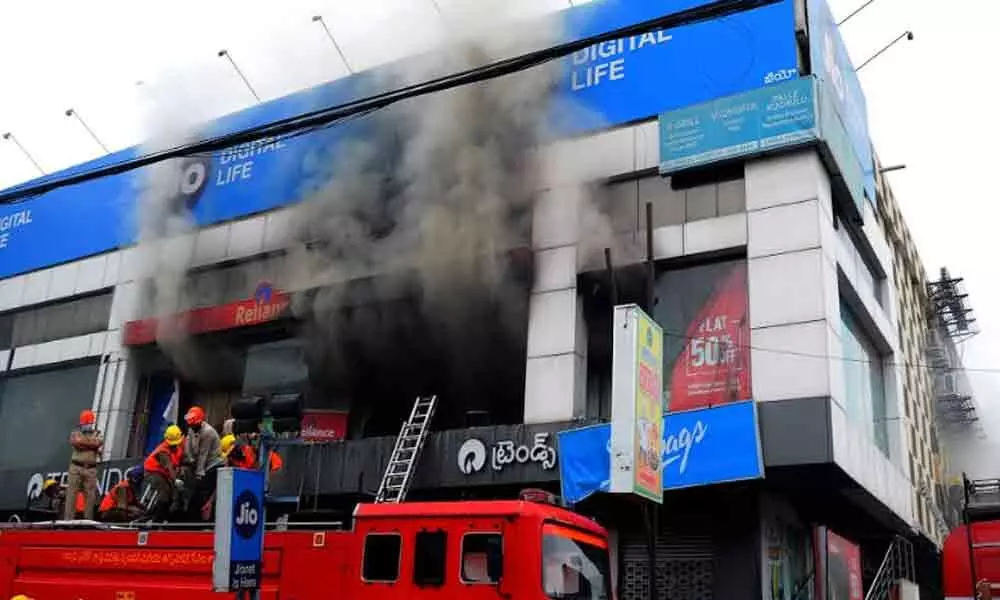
[827,530,862,600]
[668,265,750,412]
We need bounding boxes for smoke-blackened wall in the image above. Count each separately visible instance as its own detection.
[285,12,564,433]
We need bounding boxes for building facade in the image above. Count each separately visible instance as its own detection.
[877,160,950,543]
[0,0,947,597]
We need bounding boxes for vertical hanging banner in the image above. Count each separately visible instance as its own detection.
[668,264,751,411]
[213,468,265,593]
[610,304,664,503]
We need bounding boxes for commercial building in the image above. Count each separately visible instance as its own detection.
[0,0,947,597]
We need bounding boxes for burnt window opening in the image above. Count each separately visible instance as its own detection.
[301,271,530,437]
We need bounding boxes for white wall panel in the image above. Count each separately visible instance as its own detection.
[47,262,79,299]
[683,212,747,255]
[533,246,577,293]
[0,275,25,311]
[749,248,826,329]
[527,289,578,358]
[750,320,831,402]
[748,199,822,259]
[21,270,51,305]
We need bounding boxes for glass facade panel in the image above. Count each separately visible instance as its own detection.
[840,303,889,456]
[0,363,100,469]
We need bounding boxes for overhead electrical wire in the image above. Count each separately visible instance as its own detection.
[660,330,1000,376]
[0,0,782,205]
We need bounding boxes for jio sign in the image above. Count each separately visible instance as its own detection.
[213,468,266,593]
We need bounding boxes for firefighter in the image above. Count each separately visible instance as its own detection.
[182,406,224,521]
[27,479,65,520]
[98,466,144,523]
[142,425,185,521]
[221,434,282,472]
[65,409,103,520]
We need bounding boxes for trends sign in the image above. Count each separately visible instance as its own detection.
[0,0,797,280]
[558,400,764,504]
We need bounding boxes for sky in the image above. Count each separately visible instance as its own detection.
[1,1,998,436]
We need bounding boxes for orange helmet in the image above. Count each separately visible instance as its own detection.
[79,410,96,426]
[184,406,206,426]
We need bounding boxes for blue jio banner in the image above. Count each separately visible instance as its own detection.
[213,467,265,592]
[807,0,874,215]
[0,0,796,280]
[558,400,764,504]
[659,77,819,174]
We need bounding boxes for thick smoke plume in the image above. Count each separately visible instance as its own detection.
[286,4,569,432]
[135,3,619,432]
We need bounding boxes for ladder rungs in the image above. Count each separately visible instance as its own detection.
[376,395,437,504]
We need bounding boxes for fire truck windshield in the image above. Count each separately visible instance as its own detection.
[542,523,611,600]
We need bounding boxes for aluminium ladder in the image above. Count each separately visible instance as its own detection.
[375,395,438,503]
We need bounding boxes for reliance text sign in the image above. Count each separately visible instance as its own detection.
[558,400,764,504]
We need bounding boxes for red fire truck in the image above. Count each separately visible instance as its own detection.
[0,499,611,599]
[943,477,1000,600]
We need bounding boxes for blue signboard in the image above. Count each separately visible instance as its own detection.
[0,0,797,281]
[807,0,874,214]
[213,468,265,592]
[659,77,819,174]
[558,400,764,504]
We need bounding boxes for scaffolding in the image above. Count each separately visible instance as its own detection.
[926,268,980,431]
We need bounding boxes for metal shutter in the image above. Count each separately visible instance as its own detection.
[620,532,714,600]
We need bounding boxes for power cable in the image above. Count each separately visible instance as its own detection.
[0,0,781,206]
[660,329,1000,376]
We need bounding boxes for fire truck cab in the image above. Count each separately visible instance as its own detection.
[0,499,611,600]
[944,477,1000,600]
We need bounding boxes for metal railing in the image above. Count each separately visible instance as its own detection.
[0,519,345,532]
[865,536,916,600]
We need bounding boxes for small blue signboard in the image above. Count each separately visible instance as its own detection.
[658,77,819,175]
[213,468,265,592]
[558,400,764,505]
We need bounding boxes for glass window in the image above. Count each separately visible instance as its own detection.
[840,303,889,457]
[0,363,100,469]
[242,339,308,395]
[9,293,111,348]
[542,524,611,600]
[362,533,401,582]
[413,531,447,587]
[462,533,503,584]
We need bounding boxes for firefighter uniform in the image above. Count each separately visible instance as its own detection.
[182,407,224,521]
[65,410,103,520]
[142,425,185,521]
[99,467,144,522]
[221,434,282,472]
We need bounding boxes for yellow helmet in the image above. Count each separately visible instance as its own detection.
[12,595,35,600]
[42,479,58,492]
[221,434,237,457]
[164,424,183,446]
